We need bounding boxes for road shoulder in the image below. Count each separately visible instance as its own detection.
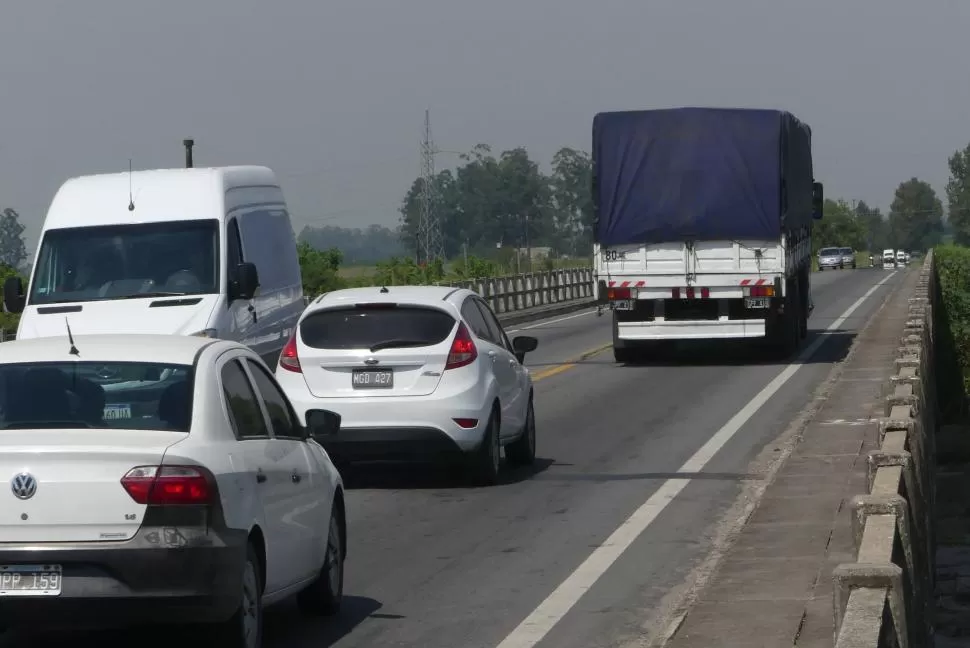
[657,268,918,648]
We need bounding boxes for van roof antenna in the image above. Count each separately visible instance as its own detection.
[379,286,389,293]
[65,318,79,356]
[127,159,135,212]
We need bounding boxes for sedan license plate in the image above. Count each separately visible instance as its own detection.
[744,297,770,309]
[352,369,394,389]
[0,564,62,596]
[613,300,635,311]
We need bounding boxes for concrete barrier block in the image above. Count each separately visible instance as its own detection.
[868,446,909,491]
[900,334,921,346]
[878,412,915,445]
[833,563,907,646]
[886,384,917,416]
[894,356,921,372]
[834,587,890,648]
[849,494,909,552]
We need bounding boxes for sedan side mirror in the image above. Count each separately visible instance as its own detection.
[511,335,538,363]
[306,408,341,441]
[231,262,260,301]
[3,276,25,314]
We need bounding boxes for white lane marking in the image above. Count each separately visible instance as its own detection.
[493,271,898,648]
[505,309,596,334]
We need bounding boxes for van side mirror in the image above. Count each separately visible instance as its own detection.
[306,408,341,441]
[3,276,25,314]
[812,182,824,220]
[231,262,260,301]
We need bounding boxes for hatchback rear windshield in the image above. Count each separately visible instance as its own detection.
[300,305,457,350]
[819,248,840,256]
[0,362,194,432]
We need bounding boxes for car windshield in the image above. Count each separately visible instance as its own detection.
[28,220,220,306]
[840,248,853,255]
[819,248,840,256]
[300,305,457,350]
[0,361,194,431]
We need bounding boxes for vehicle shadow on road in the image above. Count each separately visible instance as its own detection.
[616,330,856,368]
[342,457,556,490]
[1,596,385,648]
[263,595,385,647]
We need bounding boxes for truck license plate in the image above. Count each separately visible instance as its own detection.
[744,297,769,309]
[613,300,635,311]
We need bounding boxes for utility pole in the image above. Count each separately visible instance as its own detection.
[418,109,445,265]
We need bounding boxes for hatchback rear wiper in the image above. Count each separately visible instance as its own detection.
[368,339,430,352]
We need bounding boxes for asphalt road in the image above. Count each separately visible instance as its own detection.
[5,266,906,648]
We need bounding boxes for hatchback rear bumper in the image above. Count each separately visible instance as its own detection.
[319,425,476,463]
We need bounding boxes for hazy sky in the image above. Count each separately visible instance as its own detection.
[2,1,968,252]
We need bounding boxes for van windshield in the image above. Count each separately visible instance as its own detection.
[28,220,219,306]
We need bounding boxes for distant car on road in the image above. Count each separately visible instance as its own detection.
[0,334,347,646]
[818,247,843,270]
[275,285,540,485]
[896,250,909,265]
[882,249,897,268]
[839,247,857,269]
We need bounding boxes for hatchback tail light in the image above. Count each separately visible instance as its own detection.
[445,322,477,370]
[121,466,213,506]
[279,333,302,373]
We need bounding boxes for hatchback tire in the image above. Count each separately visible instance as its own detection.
[211,542,262,648]
[297,509,344,616]
[470,410,501,486]
[506,398,536,467]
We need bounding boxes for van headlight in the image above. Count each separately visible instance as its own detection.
[189,329,219,338]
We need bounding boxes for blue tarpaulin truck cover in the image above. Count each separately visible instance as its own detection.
[592,107,813,246]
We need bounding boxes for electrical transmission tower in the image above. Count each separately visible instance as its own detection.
[418,109,445,264]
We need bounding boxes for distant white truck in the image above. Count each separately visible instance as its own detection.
[591,108,824,362]
[882,249,897,268]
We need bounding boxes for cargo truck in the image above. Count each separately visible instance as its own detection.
[591,108,824,362]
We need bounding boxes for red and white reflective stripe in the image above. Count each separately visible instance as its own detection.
[671,287,710,299]
[607,280,646,287]
[739,279,769,286]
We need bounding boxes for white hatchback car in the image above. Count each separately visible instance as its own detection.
[275,286,540,485]
[0,334,346,647]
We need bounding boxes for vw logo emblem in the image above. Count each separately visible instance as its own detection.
[10,472,37,500]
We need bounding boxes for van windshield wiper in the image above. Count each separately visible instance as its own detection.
[109,292,189,300]
[368,339,430,352]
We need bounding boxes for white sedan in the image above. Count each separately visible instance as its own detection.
[0,333,346,647]
[275,285,540,485]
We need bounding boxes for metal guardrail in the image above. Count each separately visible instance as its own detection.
[833,251,934,648]
[441,267,595,315]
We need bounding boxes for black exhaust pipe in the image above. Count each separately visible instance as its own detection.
[183,139,194,168]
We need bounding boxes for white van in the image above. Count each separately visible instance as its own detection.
[3,166,304,365]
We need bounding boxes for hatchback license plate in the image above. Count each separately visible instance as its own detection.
[745,297,769,309]
[352,369,394,389]
[0,565,62,596]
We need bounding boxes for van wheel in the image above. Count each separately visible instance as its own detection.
[297,511,344,616]
[470,410,501,486]
[506,398,536,467]
[211,543,262,648]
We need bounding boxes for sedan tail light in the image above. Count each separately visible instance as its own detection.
[121,466,213,506]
